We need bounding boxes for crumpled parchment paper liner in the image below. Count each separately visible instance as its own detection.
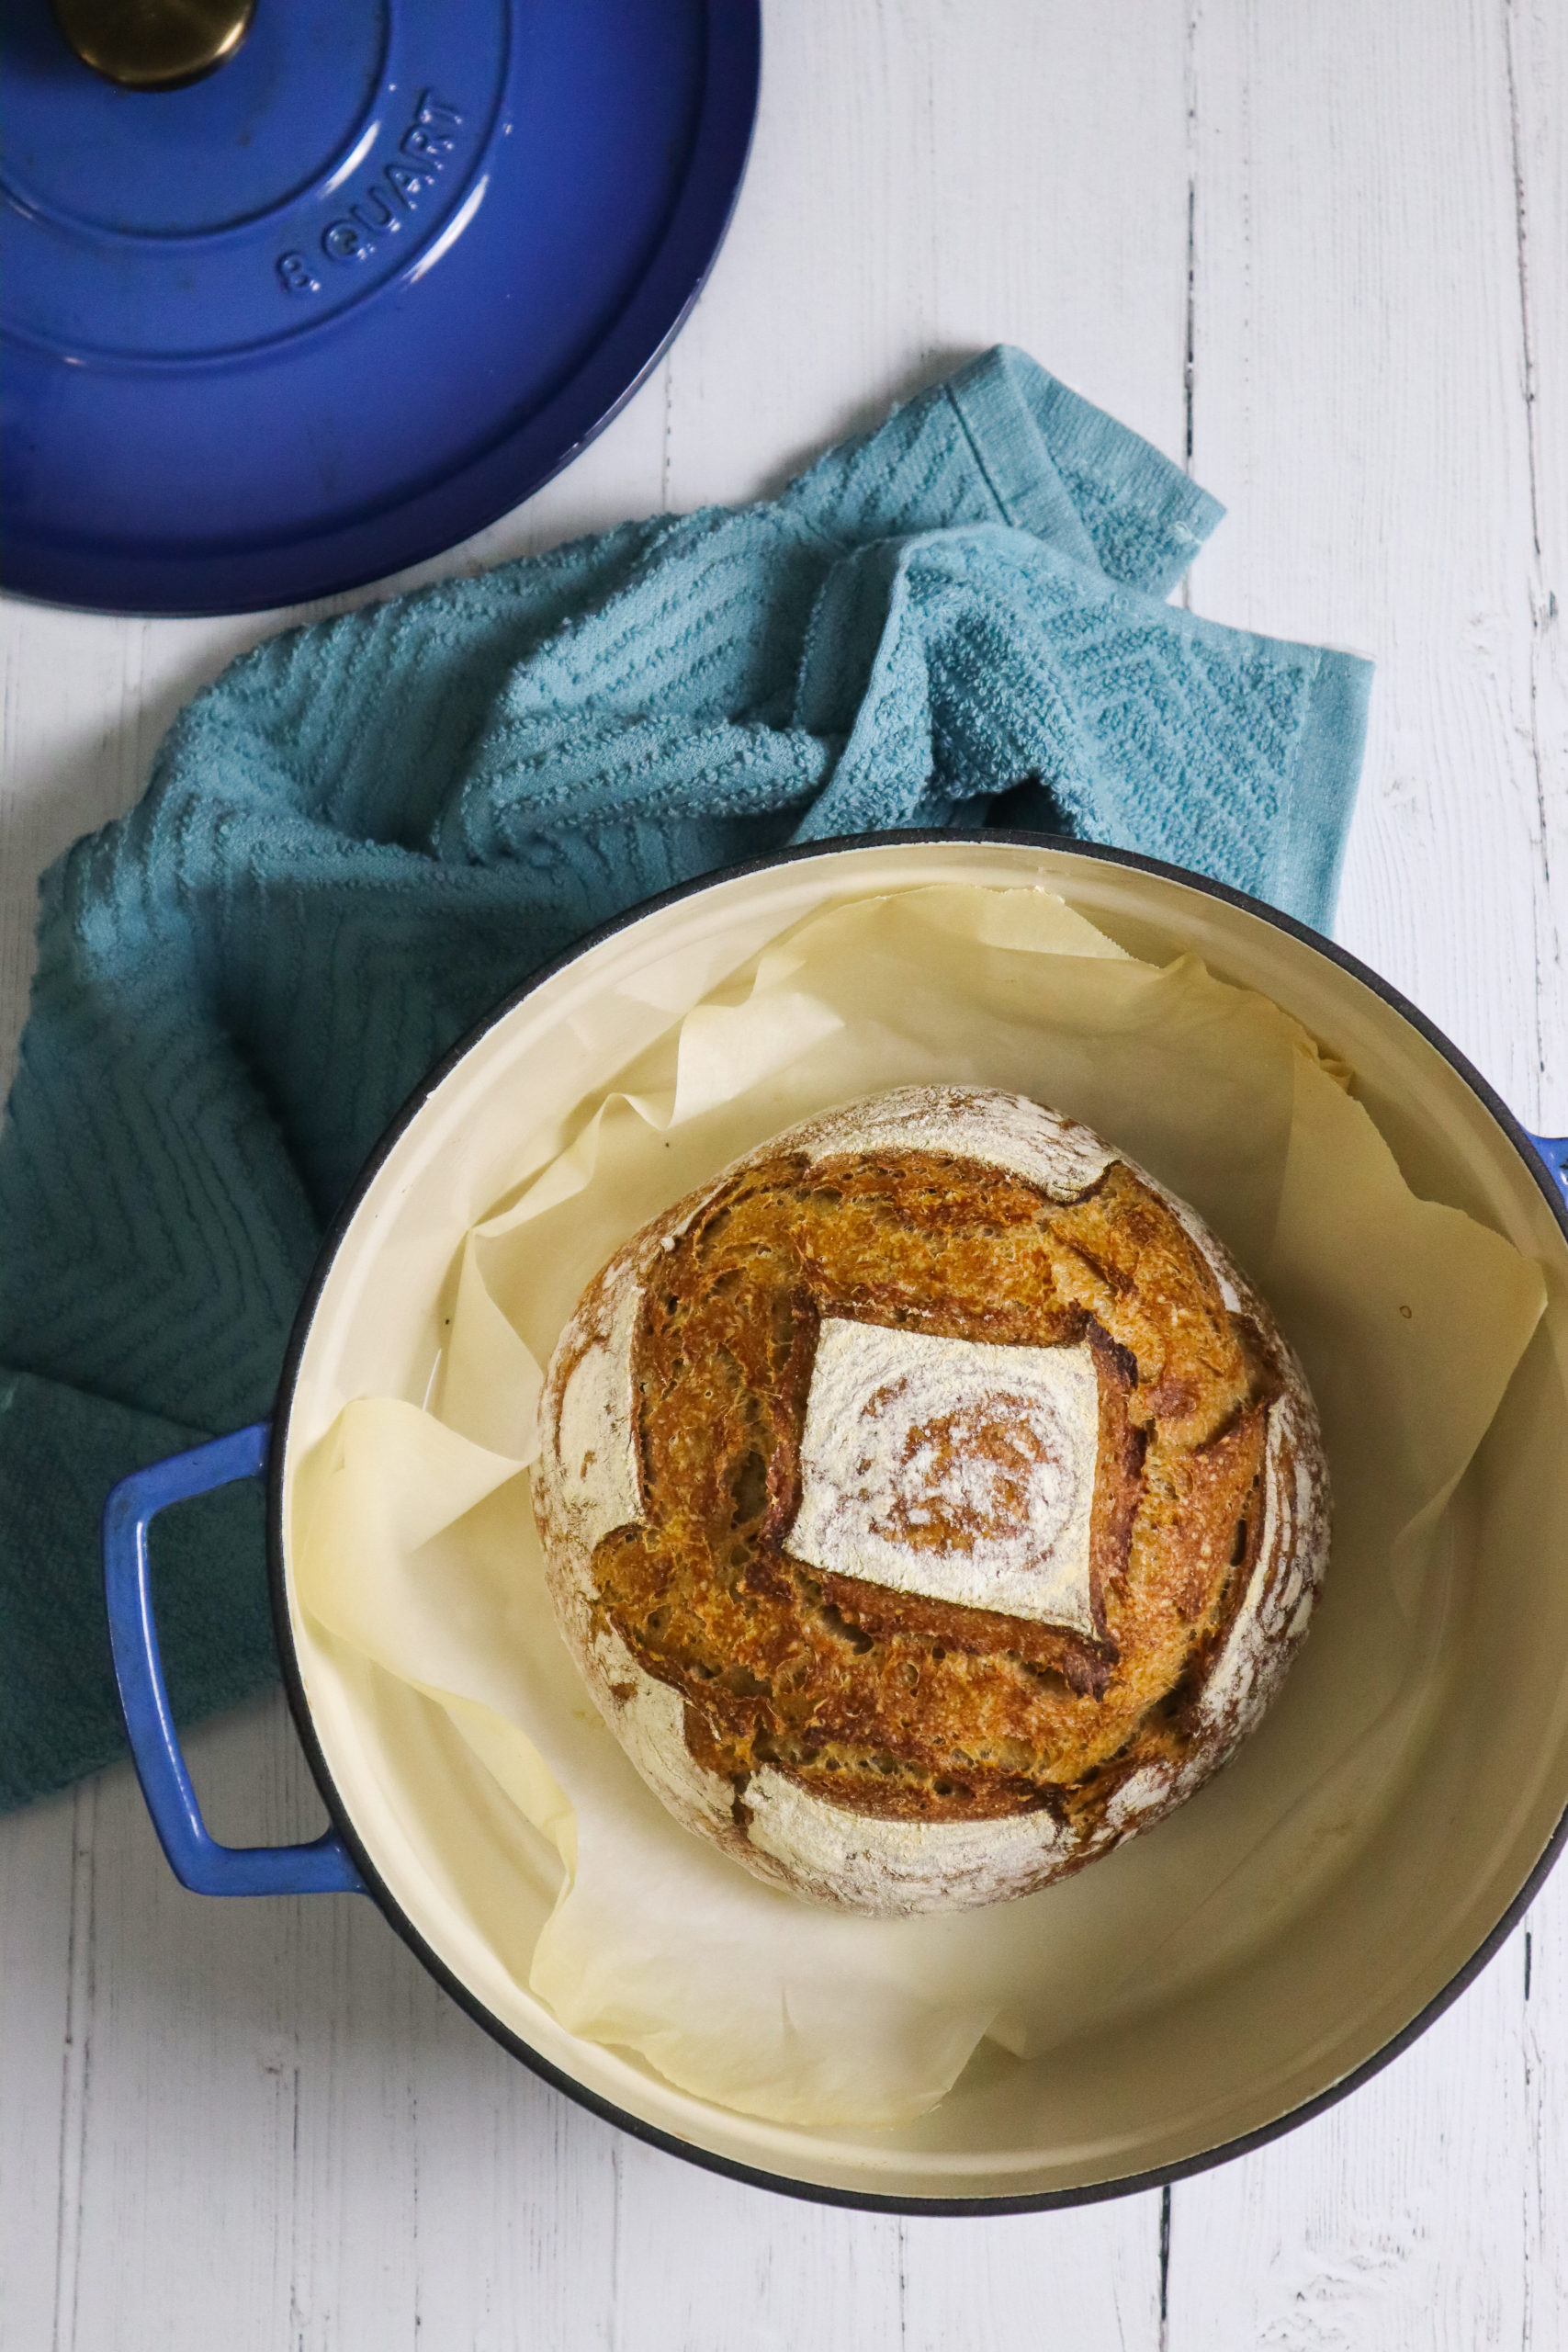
[295,886,1545,2127]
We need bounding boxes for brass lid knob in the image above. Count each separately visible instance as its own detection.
[51,0,256,92]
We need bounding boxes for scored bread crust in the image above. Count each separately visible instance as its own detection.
[531,1088,1330,1916]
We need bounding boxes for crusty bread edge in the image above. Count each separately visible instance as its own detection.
[530,1090,1331,1917]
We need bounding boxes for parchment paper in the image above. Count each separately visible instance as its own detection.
[296,886,1546,2128]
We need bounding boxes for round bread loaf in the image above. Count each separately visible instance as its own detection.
[532,1087,1330,1916]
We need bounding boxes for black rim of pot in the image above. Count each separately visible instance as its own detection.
[264,828,1568,2215]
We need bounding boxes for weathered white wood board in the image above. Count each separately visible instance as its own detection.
[1,1,1563,2344]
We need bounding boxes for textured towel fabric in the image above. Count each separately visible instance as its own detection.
[0,347,1372,1810]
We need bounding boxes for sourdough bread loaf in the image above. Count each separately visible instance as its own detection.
[531,1087,1329,1916]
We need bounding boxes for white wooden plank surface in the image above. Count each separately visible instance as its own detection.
[1,1,1563,2344]
[1512,0,1568,2340]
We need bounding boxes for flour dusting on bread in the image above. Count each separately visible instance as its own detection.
[531,1086,1330,1915]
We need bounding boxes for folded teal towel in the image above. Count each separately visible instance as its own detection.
[0,347,1371,1809]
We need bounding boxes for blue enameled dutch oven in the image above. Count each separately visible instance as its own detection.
[102,834,1568,2211]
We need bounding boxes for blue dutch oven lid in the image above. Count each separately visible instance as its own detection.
[0,0,761,615]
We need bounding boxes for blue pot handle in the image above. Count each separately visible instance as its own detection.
[1530,1132,1568,1209]
[103,1422,367,1897]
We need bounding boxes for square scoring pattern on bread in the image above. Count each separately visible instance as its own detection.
[788,1320,1101,1637]
[532,1088,1331,1912]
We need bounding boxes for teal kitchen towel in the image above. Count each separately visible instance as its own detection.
[0,346,1372,1809]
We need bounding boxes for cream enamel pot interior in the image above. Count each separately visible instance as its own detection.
[103,832,1568,2213]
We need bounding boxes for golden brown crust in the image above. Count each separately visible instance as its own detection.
[533,1089,1331,1912]
[577,1145,1274,1828]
